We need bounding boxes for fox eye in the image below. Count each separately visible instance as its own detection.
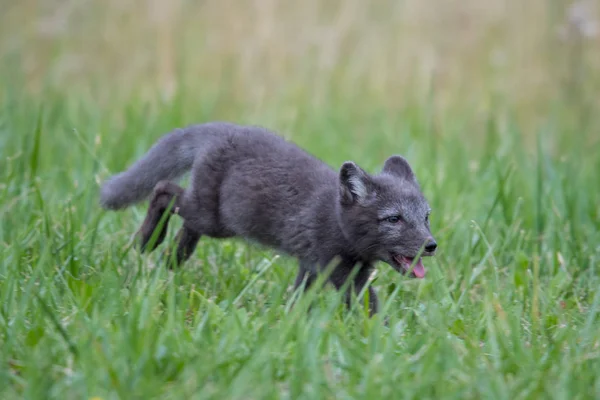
[386,215,402,224]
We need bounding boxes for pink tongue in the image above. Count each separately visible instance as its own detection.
[412,259,426,278]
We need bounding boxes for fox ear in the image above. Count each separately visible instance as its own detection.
[339,162,373,204]
[383,155,416,182]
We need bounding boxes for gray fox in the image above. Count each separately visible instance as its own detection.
[100,122,437,315]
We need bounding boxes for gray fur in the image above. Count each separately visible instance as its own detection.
[100,122,437,316]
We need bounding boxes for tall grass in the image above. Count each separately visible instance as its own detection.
[1,0,599,398]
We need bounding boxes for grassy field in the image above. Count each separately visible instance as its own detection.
[1,0,600,399]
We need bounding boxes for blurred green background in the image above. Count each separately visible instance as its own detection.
[2,0,599,128]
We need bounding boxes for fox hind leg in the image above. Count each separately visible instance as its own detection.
[163,225,202,269]
[137,180,185,253]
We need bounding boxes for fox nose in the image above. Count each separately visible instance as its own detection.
[425,240,437,253]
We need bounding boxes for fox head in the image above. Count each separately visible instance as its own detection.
[336,155,437,278]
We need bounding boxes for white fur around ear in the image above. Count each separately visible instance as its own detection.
[339,161,373,204]
[348,174,368,200]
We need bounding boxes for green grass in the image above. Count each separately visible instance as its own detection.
[1,86,598,399]
[1,1,600,398]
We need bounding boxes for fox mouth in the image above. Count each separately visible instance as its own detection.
[391,254,426,279]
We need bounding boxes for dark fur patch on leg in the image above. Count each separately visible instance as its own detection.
[138,181,185,253]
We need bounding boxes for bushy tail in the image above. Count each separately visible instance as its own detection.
[100,123,229,210]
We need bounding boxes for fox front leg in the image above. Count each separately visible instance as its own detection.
[355,262,379,316]
[293,259,318,292]
[329,260,379,317]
